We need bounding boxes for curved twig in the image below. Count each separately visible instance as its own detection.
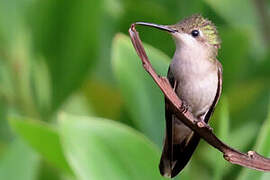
[129,23,270,172]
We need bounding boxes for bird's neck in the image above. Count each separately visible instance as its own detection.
[171,44,217,77]
[174,42,216,63]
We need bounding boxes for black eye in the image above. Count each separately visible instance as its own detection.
[191,30,199,37]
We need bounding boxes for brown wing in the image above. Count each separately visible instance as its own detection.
[159,61,223,178]
[159,67,175,177]
[204,60,223,123]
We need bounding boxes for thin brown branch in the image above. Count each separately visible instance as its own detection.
[129,23,270,172]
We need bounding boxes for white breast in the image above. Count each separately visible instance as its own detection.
[170,47,218,118]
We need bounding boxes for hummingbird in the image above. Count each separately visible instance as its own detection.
[136,14,222,178]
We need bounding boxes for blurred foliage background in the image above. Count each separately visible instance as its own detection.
[0,0,270,180]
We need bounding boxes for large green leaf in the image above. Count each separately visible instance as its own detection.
[0,138,39,180]
[28,0,103,112]
[58,113,164,180]
[9,116,73,174]
[237,99,270,180]
[112,33,170,145]
[0,0,29,45]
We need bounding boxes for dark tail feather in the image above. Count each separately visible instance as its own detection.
[159,120,201,178]
[171,134,200,177]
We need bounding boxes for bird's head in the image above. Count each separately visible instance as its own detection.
[136,14,221,58]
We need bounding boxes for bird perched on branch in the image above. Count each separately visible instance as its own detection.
[136,14,222,178]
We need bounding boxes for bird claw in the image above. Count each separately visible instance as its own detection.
[179,99,212,131]
[180,101,189,113]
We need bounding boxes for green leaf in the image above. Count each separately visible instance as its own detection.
[204,0,257,26]
[0,0,28,45]
[237,98,270,180]
[61,93,94,117]
[212,98,230,180]
[199,97,231,179]
[218,28,249,90]
[28,0,103,112]
[229,122,258,151]
[227,80,265,116]
[32,58,52,119]
[58,113,164,180]
[9,116,73,174]
[0,138,39,180]
[112,33,170,145]
[261,169,270,180]
[204,0,266,57]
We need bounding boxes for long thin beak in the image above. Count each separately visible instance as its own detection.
[135,22,178,33]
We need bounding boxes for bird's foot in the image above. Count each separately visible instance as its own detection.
[179,100,189,113]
